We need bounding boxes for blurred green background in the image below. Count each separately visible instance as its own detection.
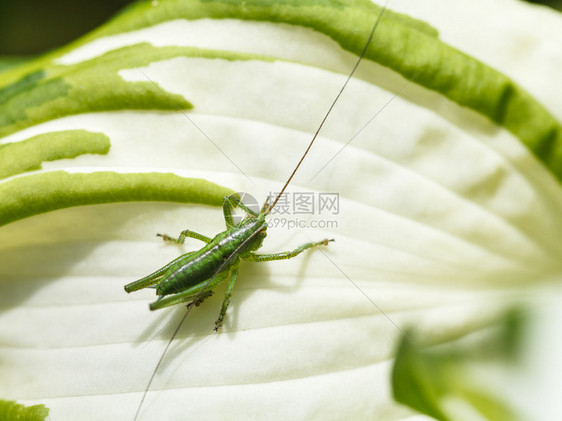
[0,0,134,56]
[0,0,561,56]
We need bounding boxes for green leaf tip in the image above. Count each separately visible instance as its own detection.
[0,399,49,421]
[0,130,110,179]
[391,336,451,421]
[392,312,526,421]
[0,171,234,227]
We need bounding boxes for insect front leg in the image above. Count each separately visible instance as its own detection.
[188,290,214,308]
[157,229,211,244]
[223,195,236,228]
[223,194,259,228]
[244,239,334,262]
[214,267,239,332]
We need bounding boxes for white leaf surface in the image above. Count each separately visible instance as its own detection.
[1,1,561,420]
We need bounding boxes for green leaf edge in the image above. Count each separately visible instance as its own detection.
[0,171,234,226]
[1,0,559,180]
[0,399,49,421]
[0,0,560,226]
[0,56,37,74]
[0,44,197,139]
[0,42,281,138]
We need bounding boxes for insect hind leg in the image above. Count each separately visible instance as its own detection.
[245,239,334,262]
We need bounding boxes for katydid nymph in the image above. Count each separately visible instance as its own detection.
[124,193,333,331]
[125,3,389,419]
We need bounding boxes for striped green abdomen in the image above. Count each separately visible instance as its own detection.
[156,218,266,296]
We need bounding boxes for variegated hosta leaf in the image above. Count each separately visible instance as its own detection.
[0,0,561,420]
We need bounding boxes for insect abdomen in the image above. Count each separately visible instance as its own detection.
[156,247,231,296]
[155,219,266,296]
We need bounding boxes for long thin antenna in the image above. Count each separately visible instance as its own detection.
[133,307,192,421]
[134,3,390,418]
[266,1,389,214]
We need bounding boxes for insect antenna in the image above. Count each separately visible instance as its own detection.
[266,0,389,215]
[132,306,193,421]
[134,2,390,419]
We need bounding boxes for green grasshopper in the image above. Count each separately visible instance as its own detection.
[124,193,332,331]
[125,192,333,421]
